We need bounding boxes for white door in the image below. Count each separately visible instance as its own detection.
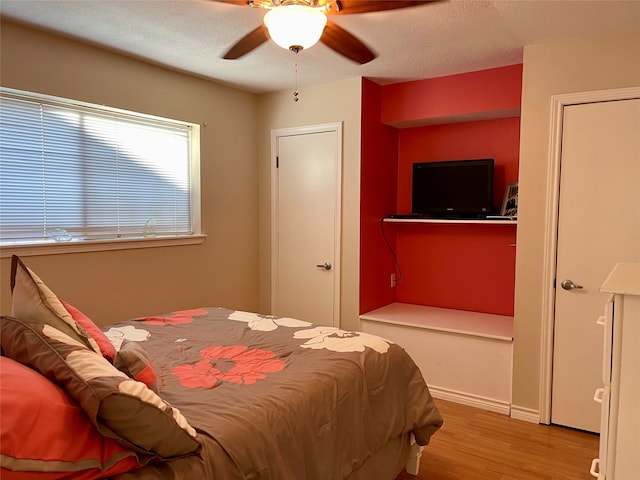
[551,98,640,432]
[271,123,341,327]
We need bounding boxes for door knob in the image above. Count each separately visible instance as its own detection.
[316,262,332,270]
[561,279,583,291]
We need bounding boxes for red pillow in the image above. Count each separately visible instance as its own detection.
[61,300,116,362]
[0,356,142,479]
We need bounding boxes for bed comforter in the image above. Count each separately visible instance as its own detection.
[107,307,443,480]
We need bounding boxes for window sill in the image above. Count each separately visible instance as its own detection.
[0,234,207,258]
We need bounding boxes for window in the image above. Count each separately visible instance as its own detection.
[0,88,202,255]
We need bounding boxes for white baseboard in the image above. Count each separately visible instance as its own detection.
[510,404,540,424]
[429,385,511,416]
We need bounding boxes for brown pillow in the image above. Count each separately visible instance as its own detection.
[10,255,100,353]
[0,315,200,459]
[115,341,159,394]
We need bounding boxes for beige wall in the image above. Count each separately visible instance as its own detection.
[0,20,260,325]
[513,29,640,412]
[256,79,363,331]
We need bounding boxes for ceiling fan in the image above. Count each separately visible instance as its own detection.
[214,0,435,64]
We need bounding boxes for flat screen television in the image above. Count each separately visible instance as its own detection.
[411,159,494,218]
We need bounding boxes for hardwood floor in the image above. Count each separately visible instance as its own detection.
[397,399,599,480]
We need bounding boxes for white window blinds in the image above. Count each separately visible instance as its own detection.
[0,90,196,245]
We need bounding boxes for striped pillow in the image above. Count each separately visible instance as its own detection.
[0,316,200,459]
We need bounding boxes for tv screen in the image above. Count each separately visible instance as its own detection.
[411,159,494,217]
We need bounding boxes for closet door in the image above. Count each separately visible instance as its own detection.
[271,124,342,327]
[551,98,640,432]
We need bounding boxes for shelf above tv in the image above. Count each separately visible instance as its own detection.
[383,217,517,225]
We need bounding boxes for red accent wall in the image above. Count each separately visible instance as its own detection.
[394,223,517,315]
[394,117,520,316]
[359,79,399,314]
[359,65,522,317]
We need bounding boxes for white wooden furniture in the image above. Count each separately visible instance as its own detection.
[360,302,513,415]
[590,263,640,479]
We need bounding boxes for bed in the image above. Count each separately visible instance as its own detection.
[0,255,443,480]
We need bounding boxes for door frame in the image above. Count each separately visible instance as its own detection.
[270,122,343,327]
[539,86,640,424]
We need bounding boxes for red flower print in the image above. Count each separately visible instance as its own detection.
[172,359,219,389]
[143,308,208,326]
[172,345,285,389]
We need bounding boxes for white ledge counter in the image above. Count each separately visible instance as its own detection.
[360,302,514,415]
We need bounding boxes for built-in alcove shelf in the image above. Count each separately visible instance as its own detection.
[383,217,517,226]
[360,302,514,342]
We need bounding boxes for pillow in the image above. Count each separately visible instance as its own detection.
[0,316,201,459]
[0,356,143,479]
[61,299,117,362]
[115,340,159,393]
[10,255,100,354]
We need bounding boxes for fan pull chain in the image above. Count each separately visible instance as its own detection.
[293,63,299,103]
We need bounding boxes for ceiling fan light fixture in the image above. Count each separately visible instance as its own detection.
[263,5,327,52]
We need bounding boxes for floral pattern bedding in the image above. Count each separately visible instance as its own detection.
[108,307,443,480]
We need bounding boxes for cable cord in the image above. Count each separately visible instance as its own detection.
[380,217,403,283]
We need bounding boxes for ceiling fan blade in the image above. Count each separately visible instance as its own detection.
[320,21,376,64]
[327,0,435,15]
[210,0,251,6]
[223,25,269,59]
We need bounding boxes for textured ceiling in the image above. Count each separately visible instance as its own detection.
[1,0,639,94]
